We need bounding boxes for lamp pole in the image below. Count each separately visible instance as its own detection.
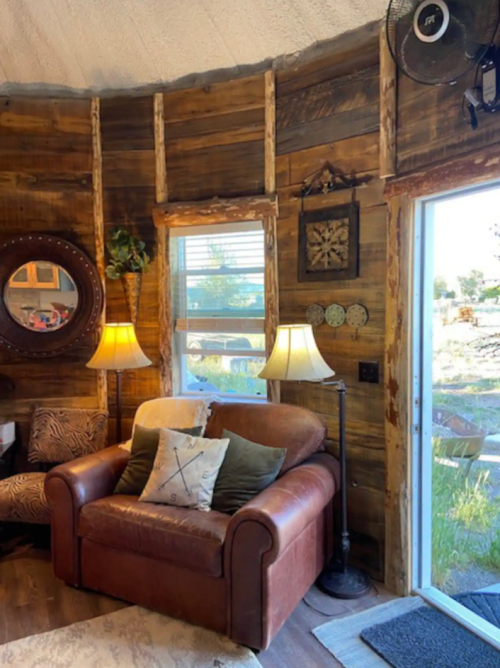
[115,370,122,444]
[315,379,371,599]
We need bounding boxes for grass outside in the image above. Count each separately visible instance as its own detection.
[432,305,500,593]
[187,355,267,397]
[432,443,500,592]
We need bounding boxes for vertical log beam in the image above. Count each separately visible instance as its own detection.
[154,93,173,397]
[380,24,397,179]
[91,97,107,412]
[384,193,413,595]
[264,70,280,404]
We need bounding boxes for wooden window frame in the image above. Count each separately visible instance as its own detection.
[384,142,500,597]
[153,194,279,403]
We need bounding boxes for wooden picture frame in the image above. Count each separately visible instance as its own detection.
[298,203,360,282]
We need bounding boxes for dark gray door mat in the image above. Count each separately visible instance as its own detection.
[360,593,500,668]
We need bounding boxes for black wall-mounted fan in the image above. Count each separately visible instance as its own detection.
[387,0,500,85]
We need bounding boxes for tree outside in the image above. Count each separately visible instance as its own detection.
[458,270,485,302]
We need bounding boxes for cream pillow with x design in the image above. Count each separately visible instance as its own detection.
[140,428,230,511]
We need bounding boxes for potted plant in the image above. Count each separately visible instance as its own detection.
[105,227,150,326]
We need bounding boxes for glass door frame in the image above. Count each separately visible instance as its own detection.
[412,181,500,650]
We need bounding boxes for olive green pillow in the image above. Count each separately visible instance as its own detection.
[114,424,203,496]
[211,429,287,515]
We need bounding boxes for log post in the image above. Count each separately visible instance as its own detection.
[380,24,397,179]
[91,97,107,413]
[154,93,173,397]
[384,193,413,595]
[264,70,280,404]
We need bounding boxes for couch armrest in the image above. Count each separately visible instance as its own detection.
[225,452,339,649]
[45,445,130,586]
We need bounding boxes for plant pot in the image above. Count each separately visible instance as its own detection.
[120,273,142,327]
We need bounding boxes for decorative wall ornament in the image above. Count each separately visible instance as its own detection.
[105,227,150,327]
[0,234,104,358]
[298,203,360,283]
[299,162,371,199]
[325,304,346,328]
[306,303,325,326]
[346,303,369,328]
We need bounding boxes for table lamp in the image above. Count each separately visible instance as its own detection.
[259,324,371,599]
[87,323,151,443]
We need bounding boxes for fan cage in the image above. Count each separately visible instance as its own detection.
[386,0,500,85]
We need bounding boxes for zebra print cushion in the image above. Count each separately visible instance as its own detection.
[0,472,50,524]
[28,408,108,464]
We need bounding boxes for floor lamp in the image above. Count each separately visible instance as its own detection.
[259,324,371,599]
[87,323,152,444]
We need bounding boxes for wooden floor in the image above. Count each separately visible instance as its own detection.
[0,546,393,667]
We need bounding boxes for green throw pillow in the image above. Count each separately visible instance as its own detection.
[211,429,287,515]
[114,424,203,496]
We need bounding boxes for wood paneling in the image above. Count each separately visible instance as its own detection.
[396,65,500,176]
[0,97,98,459]
[276,45,379,156]
[164,75,266,202]
[276,39,387,580]
[101,96,159,440]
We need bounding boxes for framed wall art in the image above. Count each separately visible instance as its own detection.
[298,203,360,282]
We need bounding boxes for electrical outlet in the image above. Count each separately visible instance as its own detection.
[359,361,379,384]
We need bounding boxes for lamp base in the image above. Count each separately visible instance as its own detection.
[316,562,371,600]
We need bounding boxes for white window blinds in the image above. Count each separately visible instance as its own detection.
[170,222,267,398]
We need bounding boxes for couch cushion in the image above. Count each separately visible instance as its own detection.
[211,429,287,514]
[0,472,50,524]
[78,495,230,577]
[29,408,108,464]
[114,425,204,496]
[205,402,326,474]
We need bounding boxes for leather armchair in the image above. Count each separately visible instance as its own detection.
[46,402,339,650]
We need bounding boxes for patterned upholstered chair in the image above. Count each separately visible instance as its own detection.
[0,408,108,525]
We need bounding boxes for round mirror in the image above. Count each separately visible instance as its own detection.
[4,261,79,332]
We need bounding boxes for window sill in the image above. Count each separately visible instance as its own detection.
[177,393,267,404]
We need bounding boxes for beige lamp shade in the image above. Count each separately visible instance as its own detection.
[259,324,334,382]
[87,323,152,371]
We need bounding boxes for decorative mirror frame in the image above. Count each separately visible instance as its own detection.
[0,234,104,358]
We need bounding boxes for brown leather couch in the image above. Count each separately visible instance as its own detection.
[45,402,339,650]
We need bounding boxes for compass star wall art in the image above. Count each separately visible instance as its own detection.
[298,203,360,282]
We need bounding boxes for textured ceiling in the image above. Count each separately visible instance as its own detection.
[0,0,387,94]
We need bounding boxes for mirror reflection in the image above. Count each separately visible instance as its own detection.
[4,261,79,332]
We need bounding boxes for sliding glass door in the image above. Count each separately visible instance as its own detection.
[413,182,500,649]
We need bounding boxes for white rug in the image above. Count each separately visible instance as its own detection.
[313,597,425,668]
[0,606,262,668]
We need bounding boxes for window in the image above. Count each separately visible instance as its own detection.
[171,221,267,399]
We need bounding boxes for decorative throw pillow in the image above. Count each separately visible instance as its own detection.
[211,429,287,514]
[114,424,203,496]
[28,408,108,464]
[140,428,229,511]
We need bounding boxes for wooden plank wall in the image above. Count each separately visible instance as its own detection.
[397,65,500,175]
[0,98,99,459]
[100,97,159,440]
[163,74,266,202]
[276,38,387,580]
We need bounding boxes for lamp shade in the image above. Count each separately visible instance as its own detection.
[87,323,152,371]
[258,324,334,382]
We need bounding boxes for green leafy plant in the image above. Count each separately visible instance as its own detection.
[105,227,150,280]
